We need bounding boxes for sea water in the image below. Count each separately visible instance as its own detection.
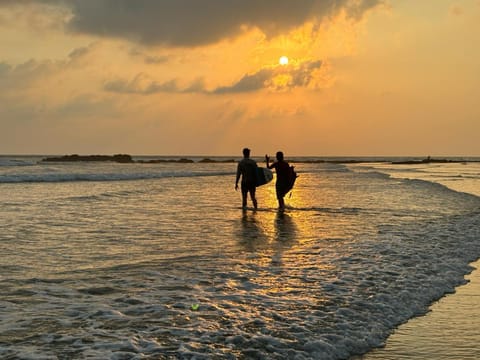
[0,156,479,359]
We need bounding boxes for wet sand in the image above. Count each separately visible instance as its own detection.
[360,259,480,359]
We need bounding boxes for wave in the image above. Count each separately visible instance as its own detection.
[0,159,38,167]
[401,178,480,202]
[353,163,480,200]
[434,173,480,180]
[0,170,233,184]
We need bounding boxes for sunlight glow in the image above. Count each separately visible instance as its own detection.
[279,56,289,65]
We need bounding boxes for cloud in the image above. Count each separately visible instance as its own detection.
[0,59,54,91]
[128,48,170,64]
[144,55,169,64]
[65,0,317,46]
[0,0,70,32]
[213,68,274,94]
[213,60,323,94]
[68,46,90,59]
[104,73,184,95]
[103,60,324,95]
[0,51,112,120]
[1,0,384,47]
[104,74,207,95]
[0,62,12,75]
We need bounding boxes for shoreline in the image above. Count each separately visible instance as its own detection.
[39,154,480,165]
[359,259,480,359]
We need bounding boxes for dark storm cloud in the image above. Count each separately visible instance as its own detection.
[0,0,384,46]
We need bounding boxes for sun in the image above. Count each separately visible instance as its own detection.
[279,56,289,66]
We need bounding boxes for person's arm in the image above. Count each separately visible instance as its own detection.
[265,155,274,169]
[235,163,241,190]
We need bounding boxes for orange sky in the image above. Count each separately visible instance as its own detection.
[1,0,479,156]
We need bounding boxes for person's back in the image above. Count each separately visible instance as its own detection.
[235,148,258,209]
[274,160,290,185]
[266,151,291,210]
[238,158,257,184]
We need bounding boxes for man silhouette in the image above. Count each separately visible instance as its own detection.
[235,148,258,209]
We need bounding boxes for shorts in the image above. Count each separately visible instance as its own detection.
[241,180,256,194]
[276,181,288,199]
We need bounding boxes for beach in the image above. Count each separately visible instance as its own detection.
[0,156,479,359]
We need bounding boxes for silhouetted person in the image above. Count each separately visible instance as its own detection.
[266,151,290,210]
[235,148,258,209]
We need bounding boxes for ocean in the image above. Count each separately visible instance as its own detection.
[1,156,479,359]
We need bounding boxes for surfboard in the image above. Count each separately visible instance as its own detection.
[256,167,273,187]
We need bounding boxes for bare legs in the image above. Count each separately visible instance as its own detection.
[242,188,257,209]
[251,191,258,209]
[276,187,285,211]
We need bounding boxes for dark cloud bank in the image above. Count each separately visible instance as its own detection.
[4,0,384,46]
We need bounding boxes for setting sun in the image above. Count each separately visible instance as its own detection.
[279,56,289,65]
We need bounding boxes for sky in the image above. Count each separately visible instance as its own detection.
[1,0,479,156]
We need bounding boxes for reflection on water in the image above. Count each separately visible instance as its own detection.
[235,210,298,268]
[274,211,297,243]
[271,211,297,267]
[237,210,269,252]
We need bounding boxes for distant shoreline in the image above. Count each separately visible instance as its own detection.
[40,154,480,165]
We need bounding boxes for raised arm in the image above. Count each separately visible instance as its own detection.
[265,154,273,169]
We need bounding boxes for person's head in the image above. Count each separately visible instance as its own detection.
[276,151,284,161]
[243,148,251,158]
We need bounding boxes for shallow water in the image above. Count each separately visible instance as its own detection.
[1,158,479,359]
[360,259,480,360]
[352,161,480,359]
